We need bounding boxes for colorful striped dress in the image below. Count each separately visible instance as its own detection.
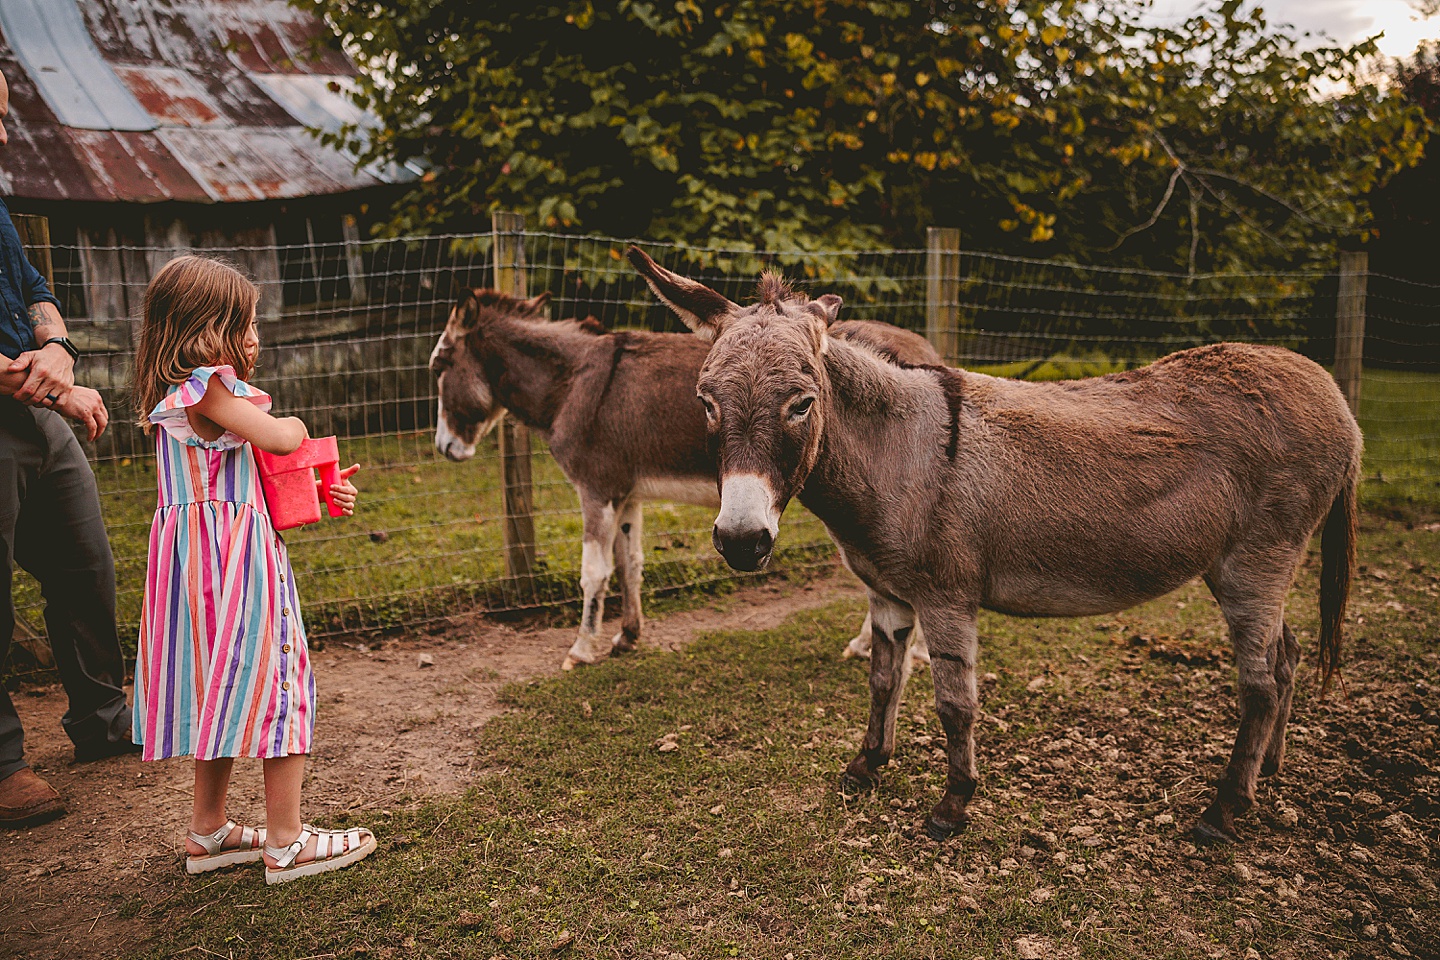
[133,365,314,761]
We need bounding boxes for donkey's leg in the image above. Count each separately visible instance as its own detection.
[842,610,874,660]
[918,604,981,841]
[1195,549,1301,842]
[840,594,917,792]
[845,611,929,667]
[1261,622,1302,777]
[610,498,644,655]
[562,494,620,671]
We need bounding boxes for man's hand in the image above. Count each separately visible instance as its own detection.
[9,343,75,408]
[56,387,108,442]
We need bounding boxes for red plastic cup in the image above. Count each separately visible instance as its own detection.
[254,436,346,531]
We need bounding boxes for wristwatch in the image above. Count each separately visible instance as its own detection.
[40,336,79,361]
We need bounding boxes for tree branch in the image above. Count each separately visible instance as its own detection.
[1105,165,1183,252]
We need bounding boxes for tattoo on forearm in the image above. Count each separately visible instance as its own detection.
[26,303,61,342]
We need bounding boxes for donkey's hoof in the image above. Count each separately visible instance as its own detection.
[1191,819,1237,846]
[838,770,877,796]
[923,813,968,841]
[842,637,871,660]
[1259,758,1281,778]
[561,655,587,672]
[610,631,637,655]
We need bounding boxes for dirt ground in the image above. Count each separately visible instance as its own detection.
[0,572,867,960]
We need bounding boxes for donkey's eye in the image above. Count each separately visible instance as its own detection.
[698,394,719,425]
[788,396,815,421]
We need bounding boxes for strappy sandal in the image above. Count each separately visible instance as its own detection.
[186,820,266,874]
[263,823,376,885]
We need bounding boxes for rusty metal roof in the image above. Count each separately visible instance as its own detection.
[0,0,409,204]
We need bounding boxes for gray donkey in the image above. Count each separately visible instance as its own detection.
[430,288,939,670]
[626,246,1361,844]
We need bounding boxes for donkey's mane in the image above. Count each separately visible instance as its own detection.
[825,337,966,461]
[757,271,802,305]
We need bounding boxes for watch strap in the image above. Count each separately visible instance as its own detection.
[41,337,79,361]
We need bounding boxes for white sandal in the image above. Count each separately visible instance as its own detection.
[186,820,266,875]
[263,823,376,885]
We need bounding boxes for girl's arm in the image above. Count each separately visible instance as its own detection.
[189,375,308,454]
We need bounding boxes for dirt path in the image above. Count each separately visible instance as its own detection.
[0,571,865,960]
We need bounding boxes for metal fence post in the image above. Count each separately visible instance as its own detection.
[491,211,537,582]
[1335,250,1368,416]
[7,213,55,668]
[926,227,961,365]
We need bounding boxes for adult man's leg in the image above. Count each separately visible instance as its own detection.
[0,402,65,826]
[15,407,131,762]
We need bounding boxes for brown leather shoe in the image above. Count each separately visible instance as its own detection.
[0,768,66,828]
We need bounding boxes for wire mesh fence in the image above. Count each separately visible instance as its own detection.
[9,224,1437,656]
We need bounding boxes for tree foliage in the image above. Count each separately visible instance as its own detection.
[306,0,1423,270]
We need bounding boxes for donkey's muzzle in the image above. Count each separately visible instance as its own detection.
[713,523,774,572]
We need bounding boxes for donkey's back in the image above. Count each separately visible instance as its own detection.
[956,343,1360,618]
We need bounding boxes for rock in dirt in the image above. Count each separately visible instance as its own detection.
[1275,803,1300,829]
[1030,887,1054,904]
[1015,936,1054,959]
[956,895,981,912]
[655,732,680,752]
[1026,675,1048,692]
[417,653,436,668]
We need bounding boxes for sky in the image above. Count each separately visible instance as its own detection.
[1146,1,1440,61]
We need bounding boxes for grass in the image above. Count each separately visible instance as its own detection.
[123,511,1440,959]
[9,431,832,653]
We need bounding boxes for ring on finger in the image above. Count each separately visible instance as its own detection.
[44,393,58,405]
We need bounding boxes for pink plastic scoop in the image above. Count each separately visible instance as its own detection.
[254,436,354,531]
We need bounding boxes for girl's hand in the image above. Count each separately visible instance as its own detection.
[325,464,361,516]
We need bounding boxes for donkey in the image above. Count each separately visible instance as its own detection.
[626,247,1361,845]
[429,288,941,671]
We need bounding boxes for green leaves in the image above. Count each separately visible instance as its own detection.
[302,0,1422,272]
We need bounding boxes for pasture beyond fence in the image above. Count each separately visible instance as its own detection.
[6,212,1439,664]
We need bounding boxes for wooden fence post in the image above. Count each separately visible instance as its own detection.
[492,211,537,583]
[7,213,55,668]
[926,227,961,365]
[1335,250,1368,416]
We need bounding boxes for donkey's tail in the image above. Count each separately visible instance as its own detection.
[1318,465,1358,695]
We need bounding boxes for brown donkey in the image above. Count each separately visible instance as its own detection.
[430,288,940,670]
[627,247,1361,844]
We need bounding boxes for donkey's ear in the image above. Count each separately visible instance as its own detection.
[451,289,483,331]
[809,294,843,325]
[625,246,737,340]
[517,291,551,317]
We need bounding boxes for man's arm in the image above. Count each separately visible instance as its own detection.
[9,294,75,406]
[27,299,66,343]
[0,367,106,440]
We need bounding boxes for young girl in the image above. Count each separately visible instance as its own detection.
[130,255,376,884]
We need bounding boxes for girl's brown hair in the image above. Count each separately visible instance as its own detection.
[131,256,259,431]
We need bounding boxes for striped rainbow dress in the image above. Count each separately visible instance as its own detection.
[133,365,314,761]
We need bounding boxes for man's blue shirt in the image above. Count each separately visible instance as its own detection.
[0,196,62,360]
